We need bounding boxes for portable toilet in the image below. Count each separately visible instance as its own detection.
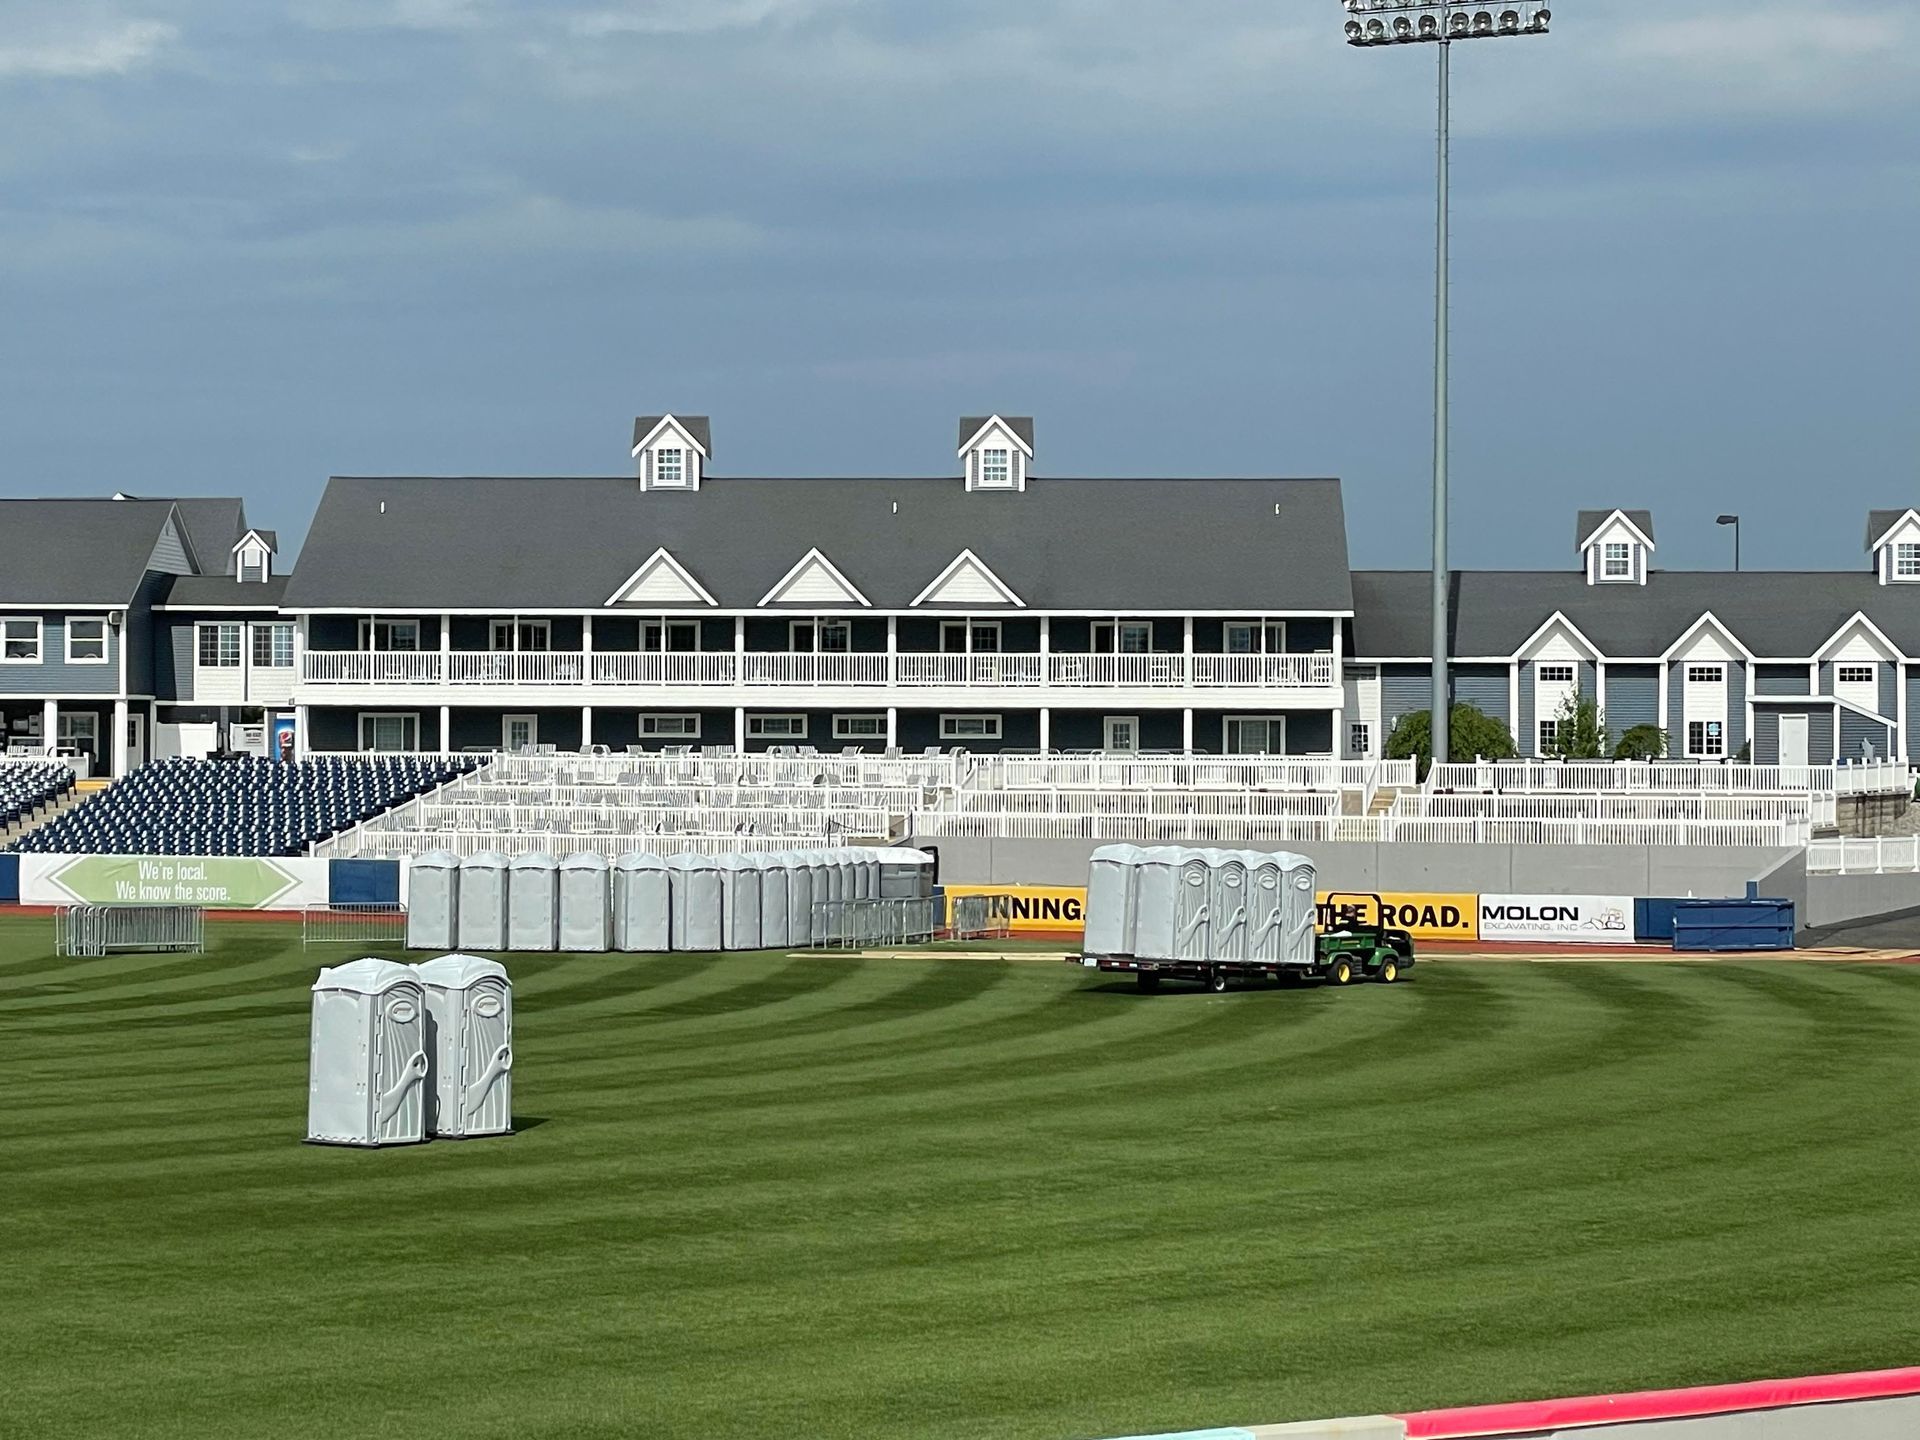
[817,851,847,940]
[1246,851,1286,962]
[790,854,820,946]
[758,853,792,949]
[853,848,880,901]
[307,958,428,1148]
[1279,853,1319,965]
[718,853,764,951]
[1208,851,1250,963]
[456,852,510,952]
[406,850,460,951]
[507,851,561,952]
[1174,848,1214,961]
[558,852,612,953]
[1130,847,1181,960]
[412,954,513,1140]
[880,848,935,900]
[667,852,723,952]
[1085,844,1144,958]
[612,853,671,953]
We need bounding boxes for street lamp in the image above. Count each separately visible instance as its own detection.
[1716,514,1741,572]
[1336,1,1552,766]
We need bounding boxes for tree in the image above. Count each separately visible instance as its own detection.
[1543,694,1608,760]
[1385,704,1518,779]
[1612,724,1667,761]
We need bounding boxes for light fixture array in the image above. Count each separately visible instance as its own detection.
[1342,0,1550,45]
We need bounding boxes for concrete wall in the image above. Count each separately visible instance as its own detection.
[1802,872,1920,929]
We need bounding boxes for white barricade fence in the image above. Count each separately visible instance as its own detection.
[56,905,207,957]
[302,904,408,950]
[1428,758,1908,798]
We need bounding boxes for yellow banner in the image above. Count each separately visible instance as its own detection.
[945,884,1087,935]
[1317,892,1478,942]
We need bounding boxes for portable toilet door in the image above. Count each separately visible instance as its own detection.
[558,852,612,953]
[667,853,723,952]
[457,852,510,952]
[612,853,671,953]
[1209,852,1250,964]
[1174,849,1213,962]
[1130,847,1181,961]
[1085,844,1144,958]
[880,848,935,900]
[1246,852,1285,962]
[758,854,792,949]
[507,852,561,952]
[406,851,460,952]
[795,854,826,945]
[307,959,428,1147]
[412,954,513,1139]
[821,851,848,940]
[1280,854,1319,966]
[718,854,764,951]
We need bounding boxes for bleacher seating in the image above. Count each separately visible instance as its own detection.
[10,756,478,858]
[0,761,76,830]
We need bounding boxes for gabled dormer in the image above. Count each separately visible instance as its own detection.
[232,528,278,583]
[1576,509,1654,586]
[1866,509,1920,584]
[632,414,711,492]
[959,415,1034,493]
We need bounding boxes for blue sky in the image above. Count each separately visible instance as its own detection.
[2,0,1916,572]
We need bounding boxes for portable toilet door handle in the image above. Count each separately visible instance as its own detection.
[463,1046,513,1117]
[379,1051,429,1125]
[1177,903,1210,947]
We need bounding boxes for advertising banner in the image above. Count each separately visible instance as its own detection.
[1318,892,1478,943]
[1478,894,1636,946]
[20,854,329,910]
[944,884,1086,935]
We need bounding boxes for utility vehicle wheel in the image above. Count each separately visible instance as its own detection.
[1378,957,1400,984]
[1135,972,1162,993]
[1330,958,1354,986]
[1206,969,1229,994]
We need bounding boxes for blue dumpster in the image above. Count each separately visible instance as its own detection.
[1672,892,1796,953]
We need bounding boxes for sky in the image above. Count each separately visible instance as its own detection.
[1,0,1917,573]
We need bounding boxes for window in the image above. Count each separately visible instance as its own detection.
[941,620,1001,654]
[1225,717,1284,754]
[791,620,851,653]
[197,624,242,669]
[1226,621,1288,654]
[1104,716,1139,752]
[1687,719,1726,758]
[1602,542,1632,579]
[655,448,684,486]
[1686,664,1725,685]
[490,619,550,652]
[359,713,418,753]
[748,714,808,739]
[1537,720,1559,753]
[252,623,294,669]
[834,714,886,740]
[641,714,701,738]
[1,618,42,663]
[979,448,1011,487]
[1897,544,1920,579]
[66,618,108,664]
[1349,721,1372,756]
[643,621,699,653]
[1837,665,1876,685]
[58,712,99,754]
[503,715,537,752]
[1093,622,1154,654]
[1537,663,1576,685]
[941,714,1002,740]
[359,619,419,652]
[238,546,268,583]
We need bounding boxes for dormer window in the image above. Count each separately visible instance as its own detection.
[230,528,278,583]
[1602,542,1631,580]
[239,547,268,583]
[656,449,685,487]
[1898,544,1920,580]
[959,415,1034,493]
[979,449,1011,488]
[1577,509,1654,586]
[632,414,711,493]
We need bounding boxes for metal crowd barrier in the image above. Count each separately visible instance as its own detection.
[948,893,1014,941]
[54,905,206,959]
[301,904,408,951]
[810,897,940,949]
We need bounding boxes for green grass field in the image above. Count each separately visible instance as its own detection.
[4,920,1918,1440]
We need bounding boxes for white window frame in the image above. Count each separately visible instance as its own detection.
[1093,621,1154,655]
[359,618,420,652]
[1686,719,1726,759]
[655,448,685,486]
[1,617,43,664]
[1896,544,1920,580]
[790,619,852,654]
[198,623,242,669]
[642,620,700,653]
[1836,665,1876,686]
[1104,716,1140,752]
[58,711,100,753]
[978,448,1012,487]
[503,714,538,752]
[65,617,109,665]
[1686,664,1725,685]
[359,712,419,753]
[1601,542,1632,580]
[1349,721,1372,757]
[640,713,701,738]
[1225,620,1288,655]
[941,620,1001,655]
[747,714,809,739]
[252,623,295,669]
[1223,716,1286,755]
[238,545,269,583]
[490,618,551,652]
[1537,663,1576,685]
[834,714,886,740]
[1538,719,1559,753]
[940,714,1002,741]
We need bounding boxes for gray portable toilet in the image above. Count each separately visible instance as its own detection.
[787,854,816,946]
[457,851,510,952]
[757,853,791,949]
[1245,852,1286,962]
[558,852,612,953]
[1130,847,1181,961]
[1085,844,1144,958]
[1209,851,1250,963]
[412,954,513,1140]
[719,853,763,951]
[668,852,723,952]
[852,848,880,901]
[1174,848,1213,961]
[507,851,561,952]
[406,850,460,952]
[880,848,935,900]
[816,851,847,940]
[307,958,428,1148]
[612,853,671,953]
[1280,853,1319,965]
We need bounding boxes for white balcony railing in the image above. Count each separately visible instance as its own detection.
[300,649,1342,692]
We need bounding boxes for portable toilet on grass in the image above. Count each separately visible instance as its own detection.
[307,959,428,1148]
[1174,848,1214,961]
[456,852,510,952]
[612,853,671,953]
[718,853,763,951]
[412,954,512,1140]
[507,852,561,952]
[818,852,847,941]
[668,852,723,952]
[757,854,791,950]
[558,852,612,953]
[1130,847,1181,961]
[1085,844,1144,958]
[406,851,460,952]
[1279,853,1319,965]
[1246,852,1285,962]
[854,848,881,902]
[787,854,815,947]
[880,848,936,900]
[1209,851,1250,964]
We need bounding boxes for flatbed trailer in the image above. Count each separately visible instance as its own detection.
[1074,892,1416,993]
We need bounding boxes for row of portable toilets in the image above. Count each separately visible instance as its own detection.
[405,847,937,954]
[307,955,512,1149]
[1084,845,1320,966]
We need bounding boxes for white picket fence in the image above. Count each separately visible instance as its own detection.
[1427,758,1908,798]
[1806,837,1920,875]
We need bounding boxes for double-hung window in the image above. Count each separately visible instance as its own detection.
[198,623,242,669]
[1538,719,1559,752]
[941,621,1001,654]
[360,714,418,753]
[1226,621,1288,654]
[642,621,699,653]
[66,618,108,663]
[1,618,42,663]
[655,448,684,486]
[1093,621,1153,654]
[252,623,294,669]
[1602,542,1632,580]
[1687,720,1725,758]
[790,620,851,653]
[490,619,550,652]
[1897,544,1920,580]
[360,619,419,652]
[979,449,1011,487]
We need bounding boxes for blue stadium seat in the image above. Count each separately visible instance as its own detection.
[0,762,77,831]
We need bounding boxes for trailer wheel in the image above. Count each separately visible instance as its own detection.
[1378,956,1400,984]
[1330,958,1354,986]
[1135,972,1162,993]
[1206,969,1229,994]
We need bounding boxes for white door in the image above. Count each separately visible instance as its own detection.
[1104,716,1139,752]
[1778,714,1810,770]
[125,713,146,771]
[503,715,537,752]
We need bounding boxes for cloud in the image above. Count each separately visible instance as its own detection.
[566,0,859,37]
[0,16,176,78]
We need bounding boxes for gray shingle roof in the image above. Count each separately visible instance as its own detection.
[1575,509,1655,549]
[0,500,193,605]
[959,416,1035,452]
[632,416,712,455]
[1866,510,1913,549]
[1353,569,1911,658]
[169,498,246,573]
[157,575,290,608]
[282,476,1353,613]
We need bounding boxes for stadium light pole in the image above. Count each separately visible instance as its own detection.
[1336,2,1553,767]
[1716,514,1741,572]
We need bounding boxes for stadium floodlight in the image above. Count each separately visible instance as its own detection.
[1333,0,1555,768]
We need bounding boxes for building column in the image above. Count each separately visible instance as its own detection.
[41,698,57,754]
[295,703,310,761]
[733,705,745,753]
[886,614,898,686]
[583,615,595,682]
[1039,707,1051,753]
[886,706,898,751]
[581,706,594,751]
[439,705,451,755]
[111,699,130,778]
[1182,707,1195,754]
